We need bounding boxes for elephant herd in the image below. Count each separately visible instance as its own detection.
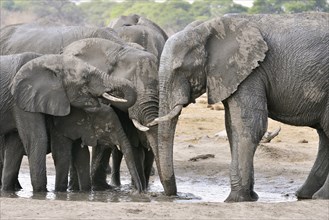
[0,13,328,202]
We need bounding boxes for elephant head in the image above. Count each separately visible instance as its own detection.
[152,17,268,195]
[109,14,168,61]
[11,54,137,116]
[62,38,160,169]
[109,14,168,41]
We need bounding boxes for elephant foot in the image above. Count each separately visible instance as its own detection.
[296,189,313,199]
[312,186,329,200]
[68,183,80,192]
[296,183,322,199]
[150,166,155,176]
[2,180,23,192]
[110,177,121,187]
[92,182,113,191]
[32,186,47,192]
[224,189,259,202]
[55,186,68,192]
[15,182,22,190]
[1,185,16,192]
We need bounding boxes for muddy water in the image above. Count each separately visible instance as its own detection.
[0,171,297,203]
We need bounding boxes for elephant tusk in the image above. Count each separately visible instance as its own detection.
[132,119,150,132]
[148,105,183,126]
[102,92,127,103]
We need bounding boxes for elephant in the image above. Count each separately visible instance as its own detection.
[0,22,125,55]
[1,104,143,193]
[0,52,136,192]
[62,38,160,191]
[109,14,168,61]
[90,107,154,190]
[149,12,329,202]
[91,14,168,190]
[0,23,154,191]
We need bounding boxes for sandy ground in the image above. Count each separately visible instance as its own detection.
[1,94,329,219]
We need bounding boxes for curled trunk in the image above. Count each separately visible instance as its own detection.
[101,73,137,111]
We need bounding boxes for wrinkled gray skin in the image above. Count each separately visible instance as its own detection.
[51,105,143,192]
[92,14,168,190]
[63,38,160,191]
[0,18,167,191]
[90,108,154,190]
[0,132,25,191]
[0,23,125,55]
[1,105,142,193]
[154,13,329,202]
[0,52,136,192]
[0,24,140,191]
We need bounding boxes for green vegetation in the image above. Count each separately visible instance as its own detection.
[1,0,328,33]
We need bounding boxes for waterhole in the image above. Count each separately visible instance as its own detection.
[0,171,297,203]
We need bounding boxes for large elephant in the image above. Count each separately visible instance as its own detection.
[91,14,168,190]
[150,13,329,202]
[62,38,160,191]
[0,52,136,192]
[0,23,149,191]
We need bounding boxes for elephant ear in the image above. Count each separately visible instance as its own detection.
[11,55,70,116]
[199,17,268,104]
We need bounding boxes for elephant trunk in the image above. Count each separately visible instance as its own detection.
[102,73,137,111]
[157,117,179,195]
[128,92,161,184]
[116,121,143,193]
[156,58,190,195]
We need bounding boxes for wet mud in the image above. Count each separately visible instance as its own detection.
[0,162,297,203]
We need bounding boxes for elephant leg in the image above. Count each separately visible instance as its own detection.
[51,131,72,192]
[2,132,24,191]
[313,171,329,199]
[106,160,111,174]
[110,147,123,187]
[72,141,91,191]
[297,129,329,199]
[91,145,112,191]
[68,162,80,191]
[223,88,268,202]
[143,148,154,189]
[0,136,5,187]
[14,107,47,192]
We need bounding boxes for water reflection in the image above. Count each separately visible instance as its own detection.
[0,171,297,203]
